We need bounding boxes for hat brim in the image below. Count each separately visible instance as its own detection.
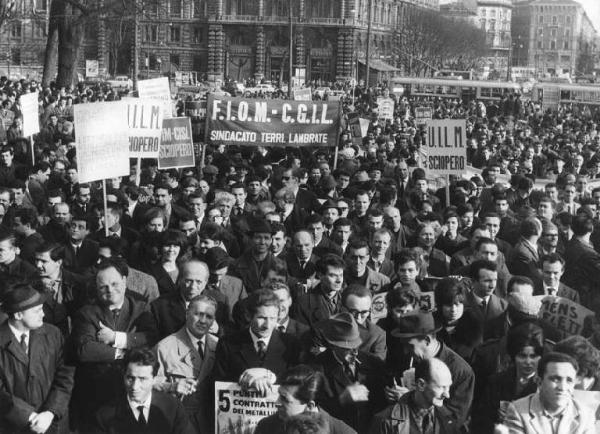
[322,336,363,349]
[2,291,47,314]
[390,325,442,340]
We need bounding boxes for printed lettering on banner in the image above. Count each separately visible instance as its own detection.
[122,97,163,158]
[293,88,312,101]
[137,77,173,118]
[371,290,436,321]
[536,295,594,339]
[85,60,99,78]
[74,102,129,183]
[206,96,341,147]
[415,107,432,126]
[20,92,40,136]
[158,117,195,169]
[377,97,395,120]
[215,381,278,434]
[424,119,467,176]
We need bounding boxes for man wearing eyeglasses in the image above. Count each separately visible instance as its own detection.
[342,284,386,361]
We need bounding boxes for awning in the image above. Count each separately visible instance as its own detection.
[358,58,399,72]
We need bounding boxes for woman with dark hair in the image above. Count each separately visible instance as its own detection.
[254,365,356,434]
[434,277,483,363]
[435,209,468,257]
[471,323,544,433]
[148,229,188,295]
[376,287,418,333]
[554,335,600,391]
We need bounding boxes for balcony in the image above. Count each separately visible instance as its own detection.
[217,14,390,30]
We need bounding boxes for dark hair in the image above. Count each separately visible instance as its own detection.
[143,207,167,226]
[506,323,544,360]
[315,254,345,275]
[474,237,497,252]
[520,218,541,238]
[279,365,324,404]
[246,289,279,317]
[13,207,38,229]
[507,275,535,294]
[153,183,173,194]
[124,348,159,376]
[554,336,600,379]
[159,229,187,248]
[74,183,91,195]
[98,236,128,257]
[538,352,579,378]
[70,212,95,231]
[34,242,64,261]
[96,257,129,278]
[555,212,572,227]
[435,278,466,307]
[572,214,594,236]
[540,253,564,267]
[305,214,323,226]
[396,249,421,268]
[333,217,352,228]
[106,201,123,218]
[198,222,225,242]
[284,412,329,434]
[342,284,371,305]
[347,238,370,254]
[470,259,497,280]
[386,287,417,309]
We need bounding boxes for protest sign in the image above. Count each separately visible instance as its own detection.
[573,390,600,428]
[185,100,207,143]
[215,381,278,434]
[137,77,173,118]
[206,95,341,147]
[377,97,395,120]
[293,88,312,101]
[74,102,129,183]
[424,119,467,176]
[122,97,164,158]
[158,117,195,169]
[85,60,99,77]
[370,290,436,321]
[415,106,432,125]
[20,92,39,137]
[537,295,594,338]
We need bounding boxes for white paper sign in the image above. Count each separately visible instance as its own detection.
[74,102,130,183]
[122,97,164,158]
[20,92,39,137]
[424,119,467,176]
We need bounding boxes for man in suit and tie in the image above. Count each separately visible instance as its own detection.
[185,192,207,231]
[70,258,158,430]
[0,284,75,434]
[270,282,309,338]
[536,253,580,303]
[509,218,543,282]
[307,214,343,258]
[91,202,139,257]
[204,247,247,321]
[504,352,595,434]
[63,212,99,276]
[286,230,319,283]
[93,347,194,434]
[150,259,228,340]
[213,288,301,390]
[368,228,395,276]
[70,183,92,216]
[154,295,219,433]
[465,259,508,330]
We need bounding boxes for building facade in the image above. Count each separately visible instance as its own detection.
[512,0,597,77]
[135,0,440,84]
[473,0,512,79]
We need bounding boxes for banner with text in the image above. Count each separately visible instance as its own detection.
[158,117,195,169]
[122,97,164,158]
[20,92,39,137]
[377,97,395,120]
[415,107,433,126]
[74,102,129,183]
[215,381,278,434]
[137,77,173,118]
[424,119,467,176]
[536,295,594,339]
[206,95,341,147]
[371,291,436,321]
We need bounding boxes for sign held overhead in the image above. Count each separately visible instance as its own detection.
[425,119,467,175]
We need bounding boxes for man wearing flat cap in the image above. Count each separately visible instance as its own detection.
[390,312,474,430]
[312,312,387,432]
[0,283,74,434]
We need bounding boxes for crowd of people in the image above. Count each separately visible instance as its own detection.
[0,74,600,434]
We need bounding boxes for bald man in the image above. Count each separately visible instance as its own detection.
[285,230,319,283]
[369,358,461,433]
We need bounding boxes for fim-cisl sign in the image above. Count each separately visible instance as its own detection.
[424,119,467,176]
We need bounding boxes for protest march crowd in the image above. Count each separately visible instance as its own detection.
[2,74,600,434]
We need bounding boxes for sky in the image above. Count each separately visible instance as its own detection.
[576,0,600,30]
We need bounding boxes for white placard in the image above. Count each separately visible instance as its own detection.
[74,102,130,183]
[20,92,39,137]
[122,97,164,158]
[424,119,467,176]
[86,59,99,78]
[138,77,173,118]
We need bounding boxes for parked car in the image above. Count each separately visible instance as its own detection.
[107,75,133,90]
[314,87,331,99]
[245,83,276,95]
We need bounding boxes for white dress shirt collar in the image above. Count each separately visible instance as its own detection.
[128,393,152,423]
[249,329,273,353]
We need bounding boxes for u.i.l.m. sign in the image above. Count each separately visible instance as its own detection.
[425,119,467,175]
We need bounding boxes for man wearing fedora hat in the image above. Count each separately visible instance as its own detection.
[391,312,475,429]
[0,283,74,434]
[313,312,387,432]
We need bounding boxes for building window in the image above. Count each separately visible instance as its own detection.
[170,0,182,17]
[194,0,206,17]
[551,29,556,37]
[34,21,47,38]
[143,25,158,42]
[552,16,557,25]
[537,40,543,49]
[566,16,571,25]
[36,0,48,11]
[170,25,181,42]
[11,48,20,64]
[193,27,203,43]
[170,54,180,68]
[10,22,21,38]
[538,15,543,24]
[538,27,543,36]
[550,40,556,50]
[145,0,159,15]
[192,55,202,72]
[564,41,569,50]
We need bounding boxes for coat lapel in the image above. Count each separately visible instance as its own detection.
[198,334,217,382]
[238,330,260,367]
[557,401,580,434]
[0,323,29,366]
[528,394,551,434]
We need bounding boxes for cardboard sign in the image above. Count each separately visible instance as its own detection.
[215,381,278,434]
[122,97,164,158]
[573,390,600,428]
[424,119,467,176]
[293,88,312,101]
[20,92,39,137]
[158,117,195,169]
[185,100,207,142]
[370,290,436,322]
[537,295,594,338]
[74,102,129,183]
[206,95,341,147]
[137,77,172,118]
[377,97,395,120]
[85,59,99,77]
[415,106,432,125]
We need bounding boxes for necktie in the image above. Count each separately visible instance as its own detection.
[481,299,487,313]
[20,333,28,354]
[112,309,120,325]
[548,287,557,296]
[197,341,204,359]
[422,412,432,432]
[300,260,306,269]
[257,340,267,360]
[278,325,285,333]
[344,362,356,381]
[137,406,146,425]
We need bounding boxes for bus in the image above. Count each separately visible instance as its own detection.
[391,77,522,102]
[532,83,600,106]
